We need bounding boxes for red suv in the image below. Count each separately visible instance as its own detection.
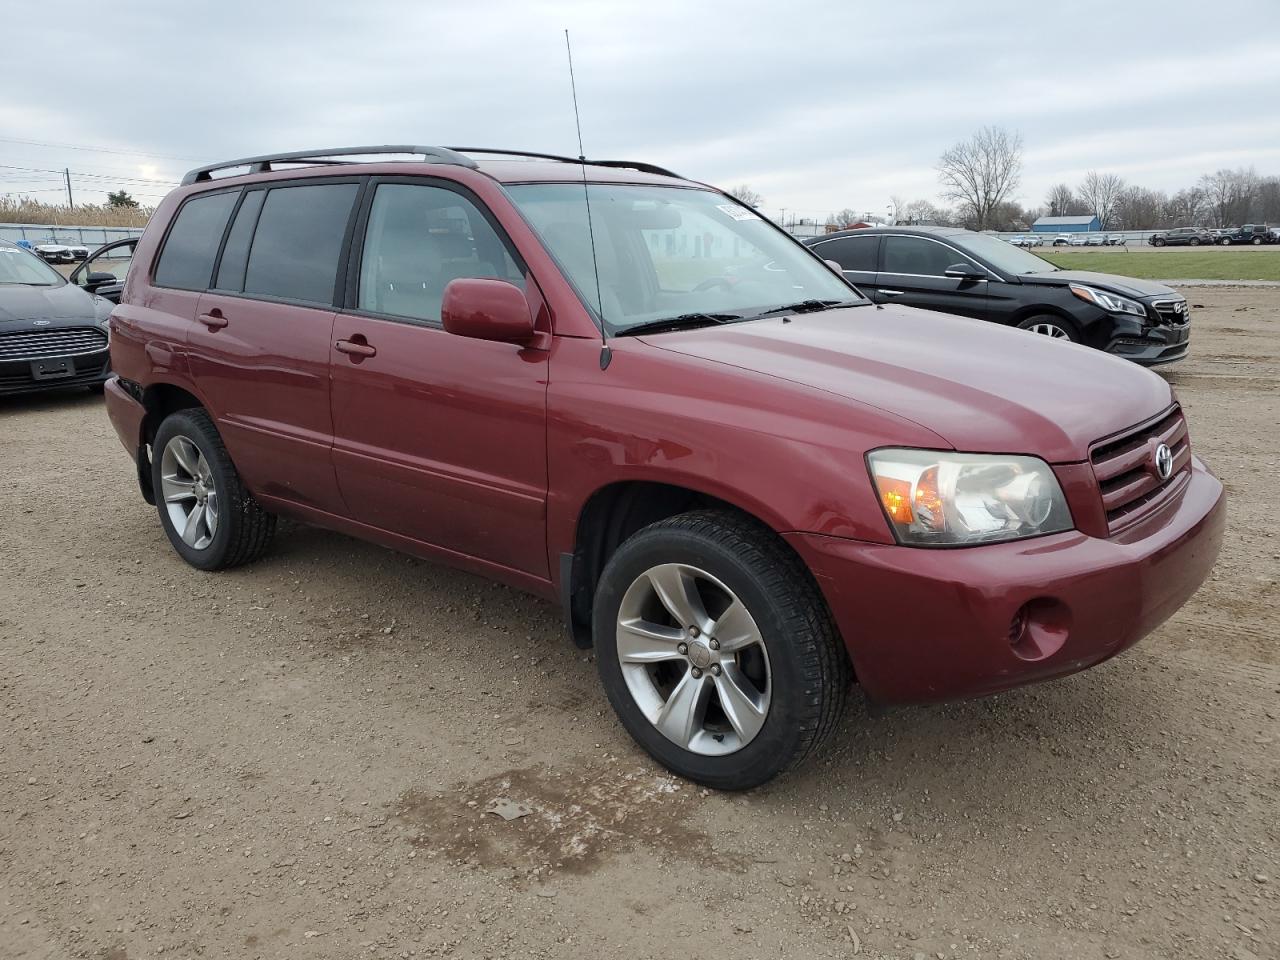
[104,146,1225,789]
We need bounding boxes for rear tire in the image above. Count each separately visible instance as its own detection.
[1252,236,1263,245]
[592,510,850,790]
[151,408,276,571]
[1221,237,1232,246]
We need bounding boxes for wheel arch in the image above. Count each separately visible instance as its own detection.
[560,479,811,650]
[135,381,207,504]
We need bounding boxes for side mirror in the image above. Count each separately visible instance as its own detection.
[441,278,535,345]
[944,263,986,281]
[85,271,117,288]
[824,259,844,274]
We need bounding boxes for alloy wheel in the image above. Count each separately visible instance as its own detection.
[160,435,219,550]
[615,563,771,756]
[1027,322,1072,339]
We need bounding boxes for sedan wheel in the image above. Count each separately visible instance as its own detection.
[1027,321,1073,339]
[160,435,219,550]
[615,562,771,756]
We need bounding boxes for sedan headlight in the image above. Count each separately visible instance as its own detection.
[1069,283,1146,318]
[868,449,1072,546]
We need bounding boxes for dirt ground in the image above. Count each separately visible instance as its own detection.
[1,288,1277,960]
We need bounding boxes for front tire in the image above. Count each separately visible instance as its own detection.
[1153,238,1166,247]
[1018,315,1079,342]
[592,510,849,790]
[151,409,276,571]
[1189,238,1200,246]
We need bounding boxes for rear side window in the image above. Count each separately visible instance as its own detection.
[882,236,965,276]
[813,235,879,272]
[154,191,238,290]
[243,183,359,304]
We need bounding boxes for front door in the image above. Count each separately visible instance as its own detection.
[329,179,550,577]
[875,234,989,320]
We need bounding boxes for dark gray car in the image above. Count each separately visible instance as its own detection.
[0,239,114,395]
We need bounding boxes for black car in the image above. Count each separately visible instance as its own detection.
[0,238,114,396]
[804,226,1189,366]
[1148,226,1212,246]
[1218,224,1274,246]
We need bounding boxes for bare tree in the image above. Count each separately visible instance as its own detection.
[936,126,1023,231]
[829,208,863,229]
[726,184,764,208]
[1165,187,1208,227]
[1114,186,1167,230]
[1045,183,1075,218]
[1199,168,1258,227]
[1077,171,1126,229]
[899,199,946,225]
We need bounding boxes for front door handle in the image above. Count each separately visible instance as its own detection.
[335,337,377,359]
[879,289,905,297]
[197,309,228,329]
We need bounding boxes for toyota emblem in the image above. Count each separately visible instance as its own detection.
[1154,443,1173,481]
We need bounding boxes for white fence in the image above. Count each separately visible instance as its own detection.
[0,222,146,247]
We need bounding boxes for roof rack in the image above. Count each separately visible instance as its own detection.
[448,147,682,180]
[181,145,479,185]
[180,145,683,187]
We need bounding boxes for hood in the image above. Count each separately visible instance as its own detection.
[0,282,102,325]
[1019,269,1177,299]
[640,305,1173,464]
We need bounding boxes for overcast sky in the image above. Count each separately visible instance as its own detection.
[5,0,1280,222]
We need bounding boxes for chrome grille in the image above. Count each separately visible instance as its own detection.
[1151,298,1189,326]
[0,327,108,361]
[1090,406,1191,533]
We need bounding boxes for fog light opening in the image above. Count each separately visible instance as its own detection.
[1009,598,1071,662]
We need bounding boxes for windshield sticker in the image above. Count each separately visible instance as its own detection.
[717,204,761,221]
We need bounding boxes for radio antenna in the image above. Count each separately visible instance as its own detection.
[564,28,610,363]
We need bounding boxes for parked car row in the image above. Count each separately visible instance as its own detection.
[1048,234,1127,247]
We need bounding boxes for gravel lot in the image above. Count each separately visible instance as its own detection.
[2,288,1277,960]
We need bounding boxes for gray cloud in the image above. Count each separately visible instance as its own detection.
[4,0,1279,220]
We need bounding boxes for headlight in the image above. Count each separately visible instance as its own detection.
[1069,283,1146,317]
[867,449,1073,547]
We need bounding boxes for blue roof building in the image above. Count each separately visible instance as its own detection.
[1032,215,1101,233]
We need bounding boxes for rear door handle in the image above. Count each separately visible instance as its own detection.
[335,338,377,358]
[879,289,905,297]
[197,309,228,329]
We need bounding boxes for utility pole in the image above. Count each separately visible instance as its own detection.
[64,168,74,208]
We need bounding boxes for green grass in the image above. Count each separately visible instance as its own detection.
[1039,251,1280,282]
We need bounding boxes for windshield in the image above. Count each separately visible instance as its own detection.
[0,244,65,285]
[954,233,1058,275]
[506,183,863,333]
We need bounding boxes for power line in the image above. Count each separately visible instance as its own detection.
[0,135,204,162]
[0,163,178,186]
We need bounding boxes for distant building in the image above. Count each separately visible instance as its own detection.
[1032,215,1101,234]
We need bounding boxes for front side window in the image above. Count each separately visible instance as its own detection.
[243,183,359,304]
[506,183,861,334]
[357,183,523,322]
[154,191,238,290]
[79,239,136,285]
[0,244,64,286]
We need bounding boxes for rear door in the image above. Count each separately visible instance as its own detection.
[805,233,880,297]
[329,178,550,577]
[874,234,990,319]
[189,179,361,513]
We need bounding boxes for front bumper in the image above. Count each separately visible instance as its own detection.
[0,349,110,395]
[787,457,1224,705]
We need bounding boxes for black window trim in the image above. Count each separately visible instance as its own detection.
[209,186,266,294]
[150,185,244,292]
[340,174,530,331]
[200,175,368,310]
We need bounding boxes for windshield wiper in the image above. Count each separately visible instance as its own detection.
[615,312,742,337]
[742,298,863,320]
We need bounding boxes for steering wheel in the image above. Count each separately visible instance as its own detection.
[692,277,734,293]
